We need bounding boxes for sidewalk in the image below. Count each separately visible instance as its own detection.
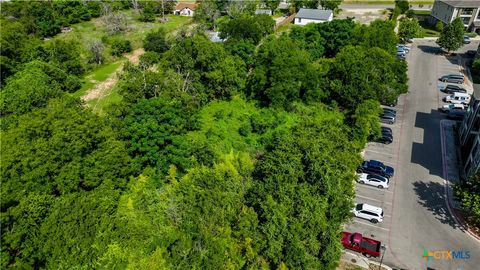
[439,120,480,242]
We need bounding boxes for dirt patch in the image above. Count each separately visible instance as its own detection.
[81,48,144,102]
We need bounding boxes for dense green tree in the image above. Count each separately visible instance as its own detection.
[143,28,169,53]
[111,38,132,56]
[454,174,480,228]
[320,0,342,11]
[164,34,247,100]
[248,103,360,268]
[352,99,383,146]
[122,95,198,174]
[437,17,465,53]
[225,40,257,67]
[355,20,398,54]
[395,0,410,14]
[398,17,421,40]
[219,14,275,44]
[193,1,221,28]
[328,46,407,108]
[247,35,326,107]
[262,0,280,12]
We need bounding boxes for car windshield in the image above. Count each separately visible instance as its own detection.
[356,204,363,211]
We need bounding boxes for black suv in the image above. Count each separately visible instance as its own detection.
[443,84,467,94]
[357,160,394,178]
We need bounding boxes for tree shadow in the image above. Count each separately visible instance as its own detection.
[412,180,464,231]
[417,45,443,55]
[411,110,443,178]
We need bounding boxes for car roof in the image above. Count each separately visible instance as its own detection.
[444,74,464,78]
[368,160,383,166]
[357,203,383,214]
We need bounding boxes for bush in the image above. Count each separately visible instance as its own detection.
[143,28,169,53]
[139,51,160,68]
[111,38,132,56]
[64,75,82,92]
[435,21,444,32]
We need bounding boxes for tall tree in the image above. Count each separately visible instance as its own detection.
[320,0,342,11]
[398,17,421,40]
[437,17,465,53]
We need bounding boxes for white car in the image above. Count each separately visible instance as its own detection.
[441,103,466,113]
[352,203,384,223]
[357,173,389,189]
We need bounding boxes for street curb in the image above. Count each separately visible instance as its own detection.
[439,120,480,243]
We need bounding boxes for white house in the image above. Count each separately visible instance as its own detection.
[294,8,333,25]
[174,3,197,17]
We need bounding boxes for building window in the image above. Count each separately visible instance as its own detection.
[298,18,301,23]
[462,16,470,25]
[461,8,474,15]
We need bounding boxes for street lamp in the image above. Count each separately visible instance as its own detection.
[379,244,387,270]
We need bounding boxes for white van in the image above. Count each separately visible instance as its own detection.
[444,92,471,105]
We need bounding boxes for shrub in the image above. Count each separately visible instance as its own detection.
[111,38,132,56]
[435,21,444,32]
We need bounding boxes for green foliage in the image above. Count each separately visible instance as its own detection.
[0,60,83,116]
[435,21,444,32]
[454,174,480,228]
[437,17,465,53]
[352,100,383,146]
[247,35,326,107]
[139,51,161,67]
[328,45,407,108]
[262,0,281,12]
[219,14,275,44]
[143,28,169,53]
[320,0,343,11]
[111,38,132,56]
[291,18,356,58]
[355,20,398,54]
[398,18,421,40]
[164,35,247,101]
[122,95,198,174]
[225,40,257,67]
[395,0,410,14]
[248,103,360,268]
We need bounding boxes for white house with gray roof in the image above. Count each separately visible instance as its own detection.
[430,0,480,33]
[294,8,333,26]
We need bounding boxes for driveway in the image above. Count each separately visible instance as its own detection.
[346,40,480,270]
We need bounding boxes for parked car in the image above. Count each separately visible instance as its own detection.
[464,36,471,44]
[397,49,406,57]
[357,160,394,178]
[352,203,384,223]
[357,173,390,189]
[443,84,467,94]
[383,107,396,116]
[376,132,393,144]
[443,92,471,105]
[397,44,410,53]
[341,232,382,258]
[446,110,466,120]
[381,126,393,134]
[440,74,465,84]
[380,114,395,124]
[441,103,466,113]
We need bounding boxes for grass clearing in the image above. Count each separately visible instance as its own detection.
[418,20,440,37]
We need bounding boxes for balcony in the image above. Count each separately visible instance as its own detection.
[460,8,474,16]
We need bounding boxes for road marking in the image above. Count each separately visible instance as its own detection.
[352,220,390,231]
[356,184,394,194]
[384,214,391,218]
[364,149,394,156]
[355,194,392,205]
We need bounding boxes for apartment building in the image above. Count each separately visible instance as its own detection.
[430,0,480,33]
[459,85,480,179]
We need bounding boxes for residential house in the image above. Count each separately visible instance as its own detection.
[459,84,480,179]
[430,0,480,33]
[174,3,197,17]
[294,8,333,26]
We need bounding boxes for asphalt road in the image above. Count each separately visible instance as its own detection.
[346,40,480,270]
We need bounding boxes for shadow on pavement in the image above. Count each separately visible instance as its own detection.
[413,180,464,231]
[411,110,443,178]
[417,45,443,55]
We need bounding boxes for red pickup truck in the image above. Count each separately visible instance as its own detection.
[341,232,381,258]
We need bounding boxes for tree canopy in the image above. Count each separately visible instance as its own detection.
[437,17,465,53]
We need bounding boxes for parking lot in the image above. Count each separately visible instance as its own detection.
[345,39,480,269]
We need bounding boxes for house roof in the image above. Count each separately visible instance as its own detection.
[440,1,480,8]
[255,9,272,15]
[295,8,332,20]
[175,3,198,11]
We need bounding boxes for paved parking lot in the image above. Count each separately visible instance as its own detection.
[345,39,480,270]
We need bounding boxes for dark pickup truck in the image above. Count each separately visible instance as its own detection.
[341,232,381,258]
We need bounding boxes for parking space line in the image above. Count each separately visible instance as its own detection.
[355,194,392,205]
[364,149,395,156]
[356,184,394,194]
[352,220,390,231]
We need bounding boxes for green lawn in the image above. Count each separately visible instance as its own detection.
[418,20,440,37]
[72,60,123,99]
[87,85,123,115]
